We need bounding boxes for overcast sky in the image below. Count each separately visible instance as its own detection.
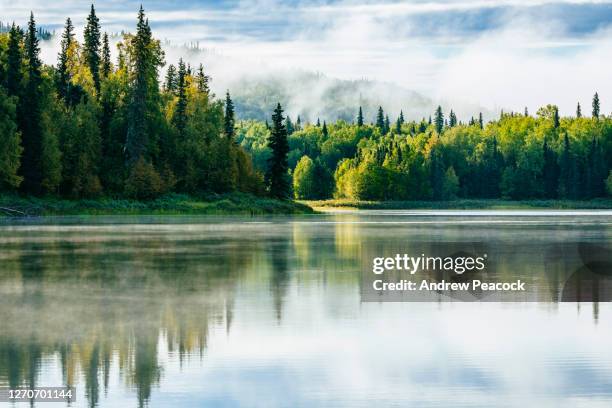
[2,0,612,114]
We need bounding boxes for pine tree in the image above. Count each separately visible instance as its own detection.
[592,92,600,119]
[524,107,529,117]
[552,106,560,129]
[83,4,101,93]
[101,32,111,78]
[164,65,177,93]
[399,110,405,124]
[285,116,294,135]
[172,59,187,135]
[296,115,301,131]
[322,121,328,138]
[384,115,390,134]
[357,106,364,127]
[449,110,457,127]
[376,106,385,132]
[6,23,23,98]
[20,13,45,193]
[56,18,75,103]
[266,103,290,199]
[576,102,582,118]
[478,112,483,129]
[434,106,444,134]
[224,91,235,141]
[126,6,163,164]
[195,64,210,94]
[316,118,320,127]
[395,117,402,134]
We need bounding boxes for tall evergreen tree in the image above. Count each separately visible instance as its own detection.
[322,121,328,138]
[395,117,402,134]
[56,17,75,103]
[196,64,210,94]
[384,115,390,134]
[524,107,529,117]
[0,88,23,189]
[449,110,457,127]
[20,13,50,194]
[552,106,560,129]
[285,116,294,135]
[576,102,582,118]
[478,112,483,129]
[101,32,111,78]
[376,106,385,132]
[224,91,235,141]
[357,106,364,127]
[266,103,290,199]
[126,6,164,164]
[592,92,600,119]
[172,59,187,135]
[83,4,101,93]
[5,24,23,98]
[434,106,444,134]
[399,110,405,124]
[164,64,177,93]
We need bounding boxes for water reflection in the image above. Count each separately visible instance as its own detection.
[0,211,610,407]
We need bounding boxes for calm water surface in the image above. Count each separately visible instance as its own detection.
[1,210,611,407]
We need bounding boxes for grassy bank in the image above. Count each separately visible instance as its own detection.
[304,198,612,210]
[0,193,315,216]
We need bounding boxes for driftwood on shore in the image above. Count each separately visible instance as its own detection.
[0,206,27,216]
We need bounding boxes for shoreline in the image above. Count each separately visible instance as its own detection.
[304,198,612,211]
[0,193,314,217]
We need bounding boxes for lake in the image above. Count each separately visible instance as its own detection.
[1,210,612,407]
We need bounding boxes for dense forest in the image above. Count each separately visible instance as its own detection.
[0,6,611,203]
[0,6,271,200]
[238,100,612,201]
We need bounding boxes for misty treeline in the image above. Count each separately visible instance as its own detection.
[0,6,270,200]
[238,99,612,201]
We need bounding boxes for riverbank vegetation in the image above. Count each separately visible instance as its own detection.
[0,193,313,216]
[305,198,612,210]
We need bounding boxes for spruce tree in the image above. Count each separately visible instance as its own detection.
[196,64,210,94]
[592,92,600,119]
[399,110,405,124]
[576,102,582,118]
[6,24,23,98]
[357,106,364,127]
[478,112,483,129]
[434,106,444,134]
[449,110,457,127]
[285,116,294,135]
[164,64,177,93]
[552,106,560,129]
[126,6,163,164]
[266,103,290,199]
[224,91,235,140]
[172,59,187,136]
[101,32,111,78]
[84,4,101,93]
[20,13,45,193]
[322,121,328,138]
[395,117,402,134]
[56,18,75,103]
[384,114,390,134]
[376,106,385,132]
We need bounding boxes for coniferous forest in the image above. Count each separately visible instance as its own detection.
[0,6,611,206]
